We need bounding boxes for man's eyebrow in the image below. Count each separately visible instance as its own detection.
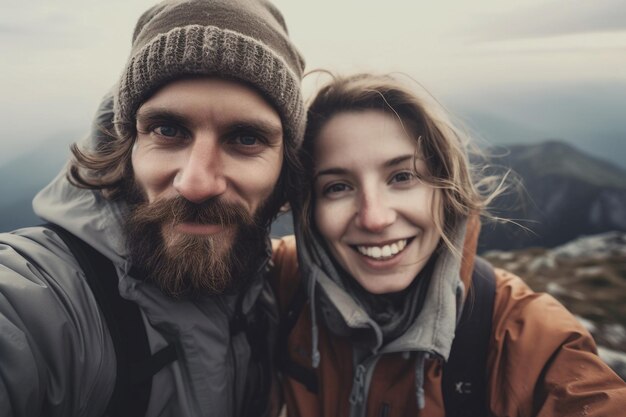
[135,109,187,126]
[227,120,283,139]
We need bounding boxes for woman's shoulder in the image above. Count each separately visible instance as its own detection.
[269,235,300,311]
[271,234,297,259]
[492,268,587,331]
[487,268,626,415]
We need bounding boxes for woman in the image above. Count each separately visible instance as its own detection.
[270,73,626,416]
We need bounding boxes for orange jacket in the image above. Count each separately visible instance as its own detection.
[270,231,626,417]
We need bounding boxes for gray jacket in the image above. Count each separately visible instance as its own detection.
[0,167,277,417]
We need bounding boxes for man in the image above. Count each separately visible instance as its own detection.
[0,1,304,416]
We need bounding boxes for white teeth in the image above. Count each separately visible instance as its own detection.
[356,239,408,260]
[390,243,399,254]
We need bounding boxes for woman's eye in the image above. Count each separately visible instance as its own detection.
[390,171,415,184]
[324,183,350,195]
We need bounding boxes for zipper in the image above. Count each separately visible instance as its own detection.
[348,356,380,417]
[379,403,390,417]
[223,294,241,417]
[349,364,366,406]
[347,350,438,417]
[231,340,238,416]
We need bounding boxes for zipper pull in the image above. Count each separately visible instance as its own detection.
[349,364,366,405]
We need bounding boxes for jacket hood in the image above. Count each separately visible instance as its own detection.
[296,214,481,361]
[33,165,131,268]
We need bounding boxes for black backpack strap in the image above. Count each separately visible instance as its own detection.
[442,256,496,417]
[43,223,177,417]
[276,276,319,394]
[230,281,278,417]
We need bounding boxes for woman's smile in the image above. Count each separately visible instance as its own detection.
[353,237,411,260]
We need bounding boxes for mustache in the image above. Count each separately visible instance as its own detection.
[129,196,255,227]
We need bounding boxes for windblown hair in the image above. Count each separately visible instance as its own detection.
[67,98,302,228]
[68,118,135,201]
[296,73,505,254]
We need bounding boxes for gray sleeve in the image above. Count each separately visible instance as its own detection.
[0,228,116,417]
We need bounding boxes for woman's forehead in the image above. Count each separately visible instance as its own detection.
[313,110,425,168]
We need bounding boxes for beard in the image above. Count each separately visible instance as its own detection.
[123,191,272,299]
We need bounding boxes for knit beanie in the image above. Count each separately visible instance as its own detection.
[114,0,305,149]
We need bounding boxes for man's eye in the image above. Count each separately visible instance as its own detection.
[228,133,269,156]
[236,135,259,146]
[153,125,181,138]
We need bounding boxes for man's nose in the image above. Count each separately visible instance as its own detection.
[354,191,396,233]
[173,138,227,204]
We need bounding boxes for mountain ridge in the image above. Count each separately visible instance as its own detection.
[478,140,626,251]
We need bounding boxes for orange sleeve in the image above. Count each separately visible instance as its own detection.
[270,235,300,315]
[487,269,626,416]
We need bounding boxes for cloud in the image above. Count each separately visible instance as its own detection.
[469,0,626,41]
[472,30,626,54]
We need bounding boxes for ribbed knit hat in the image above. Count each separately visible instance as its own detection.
[114,0,305,148]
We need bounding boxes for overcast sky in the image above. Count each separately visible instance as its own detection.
[1,0,625,163]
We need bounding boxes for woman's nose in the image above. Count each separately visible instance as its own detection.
[354,192,396,232]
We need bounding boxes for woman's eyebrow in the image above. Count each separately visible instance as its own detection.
[384,154,414,168]
[314,167,348,179]
[315,154,417,179]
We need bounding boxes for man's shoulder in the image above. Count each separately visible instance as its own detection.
[0,226,116,416]
[0,225,103,319]
[0,226,81,272]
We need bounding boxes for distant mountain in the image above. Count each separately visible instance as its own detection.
[451,81,626,170]
[479,140,626,251]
